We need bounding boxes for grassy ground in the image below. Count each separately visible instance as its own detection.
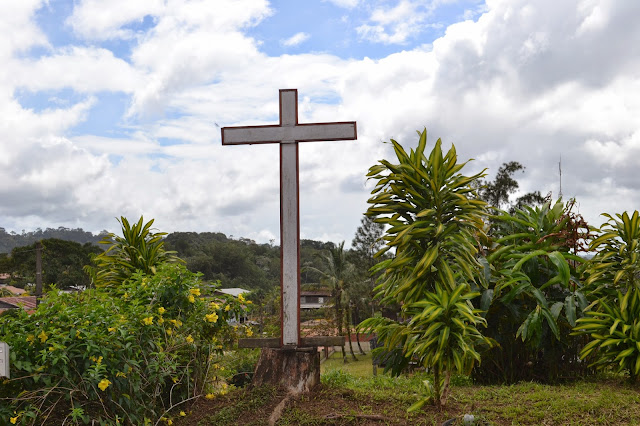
[174,351,640,425]
[321,349,376,378]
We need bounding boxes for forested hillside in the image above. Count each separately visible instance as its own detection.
[0,227,348,295]
[164,232,338,293]
[0,227,107,253]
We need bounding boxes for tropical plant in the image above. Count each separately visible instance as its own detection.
[0,263,249,424]
[574,211,640,381]
[359,129,491,407]
[477,199,590,382]
[306,242,357,362]
[85,216,182,288]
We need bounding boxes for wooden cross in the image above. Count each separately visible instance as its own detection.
[222,89,356,347]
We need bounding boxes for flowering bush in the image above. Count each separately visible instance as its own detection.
[0,263,249,425]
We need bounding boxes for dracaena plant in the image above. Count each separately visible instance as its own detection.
[573,211,640,381]
[85,216,182,289]
[359,129,492,407]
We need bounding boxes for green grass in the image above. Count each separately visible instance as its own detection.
[320,349,376,378]
[317,355,640,425]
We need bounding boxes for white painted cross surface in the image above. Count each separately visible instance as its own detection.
[0,342,9,379]
[222,89,357,346]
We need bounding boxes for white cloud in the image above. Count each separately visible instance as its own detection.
[323,0,360,8]
[356,0,445,45]
[2,0,640,244]
[13,47,142,93]
[281,32,310,47]
[67,0,164,40]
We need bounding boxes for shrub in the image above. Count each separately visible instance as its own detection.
[0,263,248,425]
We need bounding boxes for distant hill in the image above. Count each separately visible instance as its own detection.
[0,227,109,254]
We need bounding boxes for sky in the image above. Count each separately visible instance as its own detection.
[1,0,639,246]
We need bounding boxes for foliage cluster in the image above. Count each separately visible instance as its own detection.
[360,129,640,408]
[0,218,251,425]
[0,239,101,290]
[360,130,493,407]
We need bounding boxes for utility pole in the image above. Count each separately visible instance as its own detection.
[558,156,563,200]
[35,241,42,305]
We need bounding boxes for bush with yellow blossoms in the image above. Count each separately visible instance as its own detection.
[0,262,248,425]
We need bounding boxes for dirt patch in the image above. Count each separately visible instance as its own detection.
[172,384,469,425]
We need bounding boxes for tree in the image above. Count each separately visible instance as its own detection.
[350,215,386,353]
[360,130,492,407]
[0,239,100,290]
[478,161,545,212]
[85,217,182,289]
[306,242,357,362]
[351,215,385,271]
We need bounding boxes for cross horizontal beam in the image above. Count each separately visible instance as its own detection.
[222,122,356,145]
[238,336,346,349]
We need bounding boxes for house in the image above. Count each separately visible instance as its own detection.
[300,290,332,310]
[213,287,251,324]
[0,296,37,314]
[215,287,250,298]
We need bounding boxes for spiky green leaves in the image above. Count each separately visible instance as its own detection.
[575,210,640,380]
[85,216,183,289]
[488,200,587,346]
[362,129,491,406]
[573,287,640,379]
[366,129,487,305]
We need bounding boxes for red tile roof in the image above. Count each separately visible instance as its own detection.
[0,296,37,314]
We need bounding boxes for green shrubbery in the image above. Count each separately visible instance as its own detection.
[362,130,640,409]
[0,219,252,425]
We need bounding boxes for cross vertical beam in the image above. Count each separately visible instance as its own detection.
[221,89,357,347]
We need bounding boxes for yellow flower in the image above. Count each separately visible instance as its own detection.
[158,307,166,314]
[210,302,219,310]
[157,317,164,325]
[38,330,48,343]
[205,313,218,323]
[97,356,103,365]
[188,295,195,303]
[186,335,194,343]
[166,329,173,336]
[116,371,127,378]
[123,292,129,299]
[98,378,111,391]
[49,346,55,351]
[246,328,253,337]
[224,305,231,312]
[205,393,215,400]
[143,316,153,325]
[190,288,201,296]
[26,334,35,343]
[108,327,116,333]
[180,411,186,417]
[76,330,81,338]
[238,293,245,303]
[10,417,18,424]
[166,420,173,425]
[246,300,253,305]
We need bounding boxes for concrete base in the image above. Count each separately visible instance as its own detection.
[252,347,320,393]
